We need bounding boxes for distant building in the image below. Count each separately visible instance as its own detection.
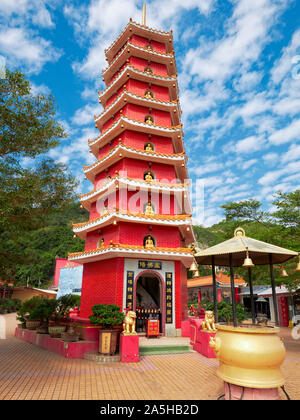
[187,270,247,304]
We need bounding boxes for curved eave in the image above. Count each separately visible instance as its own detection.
[103,42,176,84]
[73,211,194,242]
[105,20,173,63]
[68,245,194,267]
[89,116,184,156]
[79,177,191,212]
[95,90,180,130]
[84,144,188,182]
[98,66,178,107]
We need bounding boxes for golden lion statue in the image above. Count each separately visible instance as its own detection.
[122,310,137,335]
[201,310,217,332]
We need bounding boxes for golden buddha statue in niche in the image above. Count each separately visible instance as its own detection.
[146,44,153,51]
[145,236,155,248]
[99,238,104,248]
[145,143,154,152]
[145,202,155,215]
[144,66,153,75]
[144,90,154,99]
[145,171,154,182]
[145,116,154,125]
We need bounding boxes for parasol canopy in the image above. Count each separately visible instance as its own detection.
[194,227,298,267]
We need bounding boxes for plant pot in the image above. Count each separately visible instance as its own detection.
[26,320,41,330]
[61,332,80,342]
[36,325,48,334]
[209,324,286,388]
[48,325,66,338]
[99,329,119,355]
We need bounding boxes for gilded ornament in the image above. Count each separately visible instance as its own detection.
[201,311,217,332]
[122,311,137,335]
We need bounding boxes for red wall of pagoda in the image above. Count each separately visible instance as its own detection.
[94,157,177,186]
[180,262,188,322]
[80,258,124,318]
[130,34,167,54]
[90,190,179,219]
[84,222,181,250]
[127,79,170,102]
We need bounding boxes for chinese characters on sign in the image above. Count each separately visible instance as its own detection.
[138,260,162,270]
[165,272,173,324]
[126,271,134,310]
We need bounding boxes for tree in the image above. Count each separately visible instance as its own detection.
[0,69,78,282]
[193,190,300,288]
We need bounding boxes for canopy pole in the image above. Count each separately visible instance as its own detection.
[229,254,238,327]
[269,253,279,326]
[248,267,256,325]
[212,256,218,323]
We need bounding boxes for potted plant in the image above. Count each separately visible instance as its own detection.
[17,296,44,330]
[30,298,57,334]
[48,294,79,337]
[61,323,81,342]
[89,304,125,355]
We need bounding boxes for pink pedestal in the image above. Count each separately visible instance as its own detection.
[120,334,139,363]
[224,382,280,400]
[14,327,98,359]
[189,318,204,345]
[193,329,216,358]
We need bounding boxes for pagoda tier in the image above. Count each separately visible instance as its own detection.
[70,17,194,334]
[83,142,187,182]
[98,65,178,107]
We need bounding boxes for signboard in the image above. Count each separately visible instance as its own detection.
[126,271,134,309]
[165,272,173,324]
[57,265,83,299]
[138,260,162,270]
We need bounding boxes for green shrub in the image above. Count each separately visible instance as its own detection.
[89,304,125,329]
[30,298,57,325]
[201,300,250,324]
[54,294,80,321]
[16,296,45,323]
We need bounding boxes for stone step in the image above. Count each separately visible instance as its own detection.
[139,336,193,355]
[83,352,121,363]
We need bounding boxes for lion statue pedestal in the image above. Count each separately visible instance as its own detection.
[192,311,217,358]
[120,310,139,363]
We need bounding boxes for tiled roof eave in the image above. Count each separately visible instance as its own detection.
[105,20,173,62]
[103,41,175,81]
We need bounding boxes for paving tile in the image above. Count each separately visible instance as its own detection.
[1,314,299,400]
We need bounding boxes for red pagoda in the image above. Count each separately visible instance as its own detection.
[69,12,195,337]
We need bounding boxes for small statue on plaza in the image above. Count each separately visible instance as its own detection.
[122,310,137,335]
[201,310,217,332]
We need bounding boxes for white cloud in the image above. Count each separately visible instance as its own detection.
[235,135,266,154]
[269,118,300,145]
[271,28,300,84]
[0,26,61,73]
[0,0,54,28]
[71,103,101,126]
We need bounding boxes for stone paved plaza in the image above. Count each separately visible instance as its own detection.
[0,313,299,400]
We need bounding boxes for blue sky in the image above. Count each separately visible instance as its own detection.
[1,0,299,226]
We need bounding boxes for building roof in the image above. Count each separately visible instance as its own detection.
[187,270,246,288]
[195,227,298,266]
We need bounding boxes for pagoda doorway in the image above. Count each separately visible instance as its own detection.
[135,272,163,334]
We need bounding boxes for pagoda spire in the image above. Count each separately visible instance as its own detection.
[142,3,146,26]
